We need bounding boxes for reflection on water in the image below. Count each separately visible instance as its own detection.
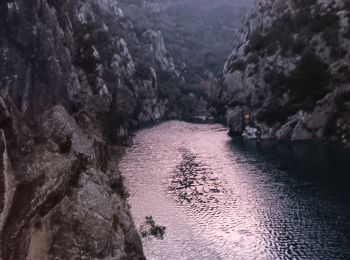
[119,121,350,260]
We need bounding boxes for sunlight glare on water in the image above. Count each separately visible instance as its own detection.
[119,121,350,260]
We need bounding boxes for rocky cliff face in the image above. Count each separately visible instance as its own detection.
[219,0,350,146]
[120,0,252,78]
[120,0,253,121]
[0,0,176,258]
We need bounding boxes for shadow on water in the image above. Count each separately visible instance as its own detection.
[228,137,350,259]
[229,137,350,203]
[122,121,350,259]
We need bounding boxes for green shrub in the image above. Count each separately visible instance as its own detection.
[309,13,339,33]
[334,65,350,84]
[291,38,306,55]
[335,90,350,110]
[322,25,339,48]
[287,50,329,103]
[248,29,266,52]
[228,60,246,72]
[264,71,288,93]
[294,8,312,28]
[246,53,259,64]
[110,176,130,199]
[134,63,151,80]
[265,41,279,56]
[262,14,300,57]
[294,0,317,8]
[256,103,291,125]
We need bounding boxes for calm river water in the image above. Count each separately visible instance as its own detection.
[119,121,350,260]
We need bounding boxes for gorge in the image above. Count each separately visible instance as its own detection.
[1,0,350,259]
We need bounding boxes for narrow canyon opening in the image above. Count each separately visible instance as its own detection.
[1,0,350,259]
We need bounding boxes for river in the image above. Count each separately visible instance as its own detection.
[119,121,350,260]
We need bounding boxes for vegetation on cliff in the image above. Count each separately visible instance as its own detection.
[220,0,350,145]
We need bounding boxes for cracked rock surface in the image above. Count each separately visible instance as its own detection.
[0,0,178,258]
[217,0,350,146]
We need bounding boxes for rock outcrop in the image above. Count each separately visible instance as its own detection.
[120,0,252,79]
[226,107,244,134]
[0,0,176,258]
[142,30,179,77]
[120,0,253,121]
[219,0,350,146]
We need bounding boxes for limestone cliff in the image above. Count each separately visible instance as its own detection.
[120,0,253,121]
[0,0,175,258]
[219,0,350,146]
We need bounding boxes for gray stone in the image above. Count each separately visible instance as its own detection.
[218,0,350,146]
[143,30,179,77]
[226,107,244,134]
[242,126,260,139]
[0,0,160,258]
[276,118,298,141]
[292,122,313,141]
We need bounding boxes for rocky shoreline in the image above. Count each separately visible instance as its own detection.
[0,0,218,256]
[216,0,350,149]
[0,0,170,258]
[2,0,350,258]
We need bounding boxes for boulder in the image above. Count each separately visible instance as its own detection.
[142,30,179,76]
[242,126,260,139]
[291,122,313,141]
[276,118,298,141]
[226,107,244,134]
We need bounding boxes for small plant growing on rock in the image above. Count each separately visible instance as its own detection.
[140,216,166,240]
[228,60,246,72]
[110,177,130,199]
[134,62,152,80]
[248,29,265,52]
[287,50,329,104]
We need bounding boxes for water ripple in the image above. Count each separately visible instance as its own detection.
[168,147,226,207]
[120,121,350,260]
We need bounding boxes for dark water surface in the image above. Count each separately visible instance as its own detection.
[119,121,350,260]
